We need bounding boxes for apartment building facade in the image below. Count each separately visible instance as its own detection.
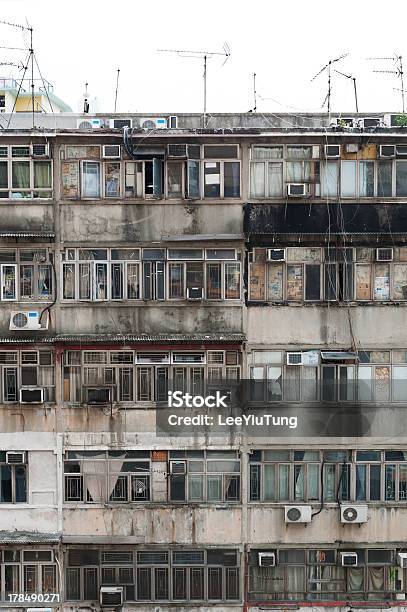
[1,111,407,611]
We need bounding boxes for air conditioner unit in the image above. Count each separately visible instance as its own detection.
[284,505,312,523]
[376,247,393,262]
[340,552,358,566]
[31,143,50,157]
[170,460,186,475]
[102,144,121,159]
[325,144,341,158]
[9,311,42,331]
[168,115,178,129]
[267,248,286,262]
[332,117,354,128]
[345,143,360,153]
[187,287,203,300]
[109,118,132,129]
[6,451,26,464]
[286,352,303,366]
[77,118,102,130]
[19,388,44,404]
[100,586,124,607]
[362,117,380,128]
[379,145,396,158]
[340,504,368,523]
[167,144,188,158]
[139,117,168,130]
[258,552,276,567]
[287,183,306,197]
[398,553,407,568]
[85,387,113,405]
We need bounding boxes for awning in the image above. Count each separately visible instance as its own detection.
[0,531,61,544]
[321,351,358,361]
[0,332,246,344]
[0,231,55,239]
[162,233,244,242]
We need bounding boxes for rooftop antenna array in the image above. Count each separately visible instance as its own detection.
[157,43,231,127]
[334,69,359,112]
[367,54,405,113]
[311,53,349,114]
[0,18,54,128]
[114,68,120,113]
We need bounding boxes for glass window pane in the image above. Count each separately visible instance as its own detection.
[378,161,392,197]
[396,161,407,196]
[224,162,240,197]
[0,161,8,188]
[268,162,283,196]
[34,162,52,188]
[204,162,220,198]
[341,161,357,197]
[321,162,338,197]
[250,162,265,197]
[263,464,276,500]
[359,161,374,196]
[12,161,30,188]
[104,162,120,198]
[167,162,183,198]
[82,161,100,198]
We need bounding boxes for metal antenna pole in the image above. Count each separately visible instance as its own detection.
[253,73,257,112]
[353,78,359,112]
[399,56,405,113]
[327,61,331,114]
[369,54,405,113]
[30,26,34,127]
[114,68,120,113]
[203,55,207,126]
[311,53,348,114]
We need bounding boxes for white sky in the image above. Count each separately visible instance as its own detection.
[0,0,406,115]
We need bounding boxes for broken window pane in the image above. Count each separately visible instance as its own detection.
[63,263,75,299]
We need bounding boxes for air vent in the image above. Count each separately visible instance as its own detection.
[340,504,368,523]
[284,505,312,523]
[258,552,276,567]
[6,451,26,464]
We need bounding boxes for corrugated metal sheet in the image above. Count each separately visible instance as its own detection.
[0,531,60,544]
[0,333,246,344]
[0,232,55,238]
[162,233,244,241]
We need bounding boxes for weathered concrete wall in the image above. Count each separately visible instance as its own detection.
[0,202,54,232]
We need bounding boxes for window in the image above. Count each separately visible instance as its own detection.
[0,451,27,503]
[0,249,53,302]
[0,350,54,403]
[124,159,163,198]
[66,547,239,603]
[0,146,52,199]
[81,161,100,198]
[104,162,121,198]
[0,548,57,598]
[169,451,240,503]
[64,450,151,504]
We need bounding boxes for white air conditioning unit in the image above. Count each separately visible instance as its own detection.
[376,247,393,262]
[379,145,396,158]
[287,183,306,197]
[31,143,50,157]
[167,144,188,158]
[9,311,43,331]
[168,115,178,128]
[187,287,203,300]
[102,144,121,159]
[85,387,113,405]
[139,117,168,129]
[398,553,407,568]
[77,118,102,130]
[284,505,312,523]
[100,586,124,607]
[109,118,132,129]
[258,552,276,567]
[340,504,368,524]
[6,451,26,464]
[170,460,186,475]
[19,388,44,404]
[325,144,341,158]
[267,248,286,262]
[345,143,360,153]
[286,352,303,366]
[331,117,354,128]
[361,117,380,128]
[340,552,358,566]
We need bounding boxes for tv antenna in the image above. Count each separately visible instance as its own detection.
[157,43,231,126]
[311,53,349,114]
[368,54,405,113]
[334,69,358,112]
[248,73,257,112]
[114,68,120,113]
[0,19,54,128]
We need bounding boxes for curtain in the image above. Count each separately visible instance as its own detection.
[367,567,385,591]
[38,264,52,299]
[250,162,265,197]
[83,460,105,502]
[12,161,30,189]
[82,161,100,198]
[287,566,305,595]
[188,474,204,500]
[108,455,126,500]
[341,161,357,197]
[347,567,364,592]
[127,263,140,299]
[34,161,51,188]
[321,162,338,197]
[268,162,283,196]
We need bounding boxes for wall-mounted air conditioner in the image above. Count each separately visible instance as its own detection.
[167,144,188,158]
[100,586,124,607]
[19,388,44,404]
[258,552,276,567]
[85,387,113,405]
[170,460,186,475]
[102,144,121,159]
[77,117,102,130]
[139,117,168,129]
[31,143,50,157]
[267,248,286,262]
[187,287,203,300]
[286,352,303,366]
[287,183,306,197]
[168,115,178,128]
[325,144,341,158]
[284,505,312,523]
[345,143,360,153]
[9,311,43,331]
[6,451,26,464]
[379,145,396,158]
[340,504,368,524]
[109,118,132,129]
[398,553,407,568]
[376,247,393,262]
[360,117,380,128]
[340,552,358,566]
